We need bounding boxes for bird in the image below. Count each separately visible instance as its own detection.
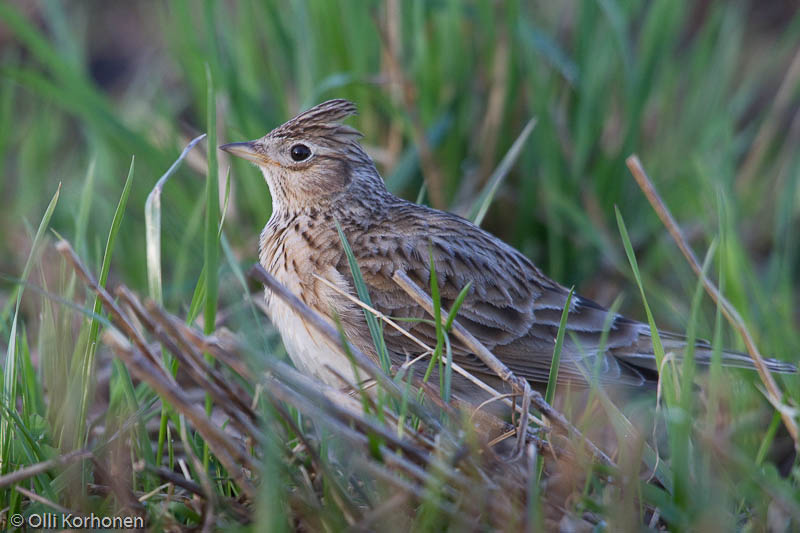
[220,99,796,403]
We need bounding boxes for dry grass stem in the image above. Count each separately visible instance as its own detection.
[0,450,91,488]
[736,46,800,189]
[392,270,615,467]
[55,240,168,373]
[103,329,257,498]
[15,486,75,515]
[312,273,430,352]
[247,264,443,432]
[117,289,259,440]
[314,272,543,424]
[626,155,800,452]
[57,240,257,501]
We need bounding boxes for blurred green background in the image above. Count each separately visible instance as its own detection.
[0,0,799,528]
[1,0,799,370]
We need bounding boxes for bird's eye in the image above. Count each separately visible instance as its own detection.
[290,144,311,162]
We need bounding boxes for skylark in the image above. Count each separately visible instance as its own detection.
[221,99,795,401]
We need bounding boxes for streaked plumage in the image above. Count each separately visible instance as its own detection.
[221,99,796,399]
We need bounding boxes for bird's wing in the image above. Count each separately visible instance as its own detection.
[336,204,653,387]
[334,202,796,385]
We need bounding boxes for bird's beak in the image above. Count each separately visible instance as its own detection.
[219,141,272,166]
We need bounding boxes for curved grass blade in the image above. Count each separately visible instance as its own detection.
[335,221,390,373]
[470,117,537,226]
[614,206,671,404]
[145,134,206,468]
[1,184,60,481]
[145,134,207,304]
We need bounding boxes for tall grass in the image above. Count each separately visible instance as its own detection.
[0,0,798,530]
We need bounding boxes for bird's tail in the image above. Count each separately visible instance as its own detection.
[693,345,797,374]
[614,329,797,376]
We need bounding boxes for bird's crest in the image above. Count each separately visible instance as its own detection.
[270,99,361,142]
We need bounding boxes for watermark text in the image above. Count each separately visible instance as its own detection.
[9,512,144,530]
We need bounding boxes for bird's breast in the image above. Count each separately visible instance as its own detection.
[259,216,366,388]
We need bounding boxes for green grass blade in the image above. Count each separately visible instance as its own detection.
[335,221,390,373]
[18,327,44,421]
[706,190,727,433]
[517,19,579,85]
[444,282,472,332]
[415,182,427,205]
[537,287,574,483]
[397,370,414,437]
[442,333,453,405]
[682,240,716,393]
[77,157,135,449]
[1,184,60,477]
[470,117,537,226]
[73,158,96,257]
[672,240,715,511]
[0,72,16,174]
[187,267,208,325]
[614,206,671,404]
[429,249,444,395]
[203,63,220,338]
[544,287,574,406]
[0,402,56,501]
[440,281,472,404]
[755,411,781,467]
[183,160,234,329]
[219,166,232,236]
[202,64,220,470]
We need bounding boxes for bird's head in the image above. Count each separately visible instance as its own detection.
[220,99,384,212]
